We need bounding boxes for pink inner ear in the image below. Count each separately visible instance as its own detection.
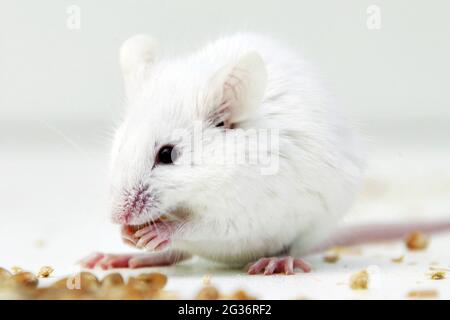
[210,100,232,129]
[208,51,266,128]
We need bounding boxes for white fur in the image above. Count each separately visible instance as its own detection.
[111,33,365,265]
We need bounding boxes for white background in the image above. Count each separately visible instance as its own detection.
[1,1,450,299]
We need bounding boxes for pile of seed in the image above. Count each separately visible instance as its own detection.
[0,267,171,300]
[0,267,256,300]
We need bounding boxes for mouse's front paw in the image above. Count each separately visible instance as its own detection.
[247,256,312,275]
[79,251,188,270]
[79,252,134,270]
[129,222,177,251]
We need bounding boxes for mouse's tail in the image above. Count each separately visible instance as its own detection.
[309,219,450,254]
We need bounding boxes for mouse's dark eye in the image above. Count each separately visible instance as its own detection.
[156,145,177,165]
[216,121,224,128]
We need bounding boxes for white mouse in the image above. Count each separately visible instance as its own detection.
[80,33,450,274]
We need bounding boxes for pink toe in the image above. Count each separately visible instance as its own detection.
[247,266,258,275]
[283,257,295,275]
[264,259,278,275]
[99,255,132,270]
[110,256,132,268]
[294,259,312,273]
[136,231,157,248]
[80,252,104,269]
[134,225,155,237]
[155,240,170,251]
[248,256,312,275]
[247,258,270,274]
[145,236,167,251]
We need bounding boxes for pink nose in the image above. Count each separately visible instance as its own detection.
[112,185,150,225]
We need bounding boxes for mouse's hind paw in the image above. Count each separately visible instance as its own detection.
[247,256,311,275]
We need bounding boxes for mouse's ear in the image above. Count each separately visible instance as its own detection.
[210,51,267,126]
[119,34,159,101]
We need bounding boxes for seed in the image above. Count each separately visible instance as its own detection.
[126,273,167,299]
[101,273,125,288]
[77,272,100,292]
[430,271,446,280]
[37,266,54,278]
[408,289,438,299]
[0,267,12,283]
[391,255,404,263]
[228,289,255,300]
[11,266,23,275]
[195,285,219,300]
[323,253,340,263]
[349,270,369,290]
[8,272,39,288]
[129,273,167,291]
[405,231,429,250]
